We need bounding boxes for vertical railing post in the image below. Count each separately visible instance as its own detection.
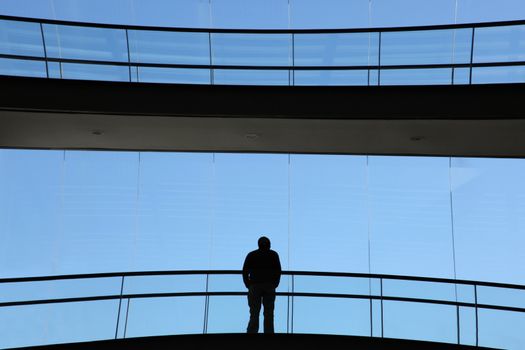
[474,284,479,347]
[123,298,131,339]
[125,29,132,82]
[291,274,295,334]
[203,273,210,334]
[114,275,125,339]
[456,304,460,344]
[378,32,382,86]
[469,27,475,85]
[39,23,49,78]
[380,278,384,338]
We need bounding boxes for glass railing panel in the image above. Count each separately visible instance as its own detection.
[123,274,207,295]
[293,69,369,85]
[371,299,382,337]
[58,62,130,81]
[453,67,471,84]
[379,68,452,85]
[127,30,210,65]
[0,57,47,78]
[453,28,474,64]
[207,295,288,333]
[213,69,290,85]
[294,275,370,296]
[293,297,370,336]
[473,25,525,63]
[0,20,45,57]
[0,277,121,303]
[0,300,118,349]
[211,33,292,66]
[459,306,476,346]
[124,296,205,337]
[381,29,467,65]
[478,308,525,350]
[383,301,457,344]
[456,284,475,303]
[294,33,379,67]
[381,279,457,303]
[472,65,525,84]
[208,273,246,292]
[47,61,61,78]
[136,66,211,84]
[477,285,525,309]
[42,24,128,62]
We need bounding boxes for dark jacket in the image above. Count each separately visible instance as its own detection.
[242,249,282,289]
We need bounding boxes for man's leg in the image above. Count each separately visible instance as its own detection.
[262,287,276,334]
[247,285,262,333]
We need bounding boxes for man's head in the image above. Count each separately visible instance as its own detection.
[258,236,271,250]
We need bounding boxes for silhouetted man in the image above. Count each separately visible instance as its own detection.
[242,236,282,334]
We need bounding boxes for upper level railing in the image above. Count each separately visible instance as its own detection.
[1,270,525,349]
[1,14,525,86]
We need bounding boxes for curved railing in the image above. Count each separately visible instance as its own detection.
[1,14,525,86]
[1,270,525,349]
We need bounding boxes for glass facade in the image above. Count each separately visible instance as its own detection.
[1,149,525,286]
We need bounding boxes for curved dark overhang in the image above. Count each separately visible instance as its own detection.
[1,75,524,156]
[12,334,495,350]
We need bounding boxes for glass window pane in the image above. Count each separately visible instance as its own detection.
[48,61,61,78]
[294,33,379,67]
[51,0,134,26]
[59,151,138,275]
[43,24,128,62]
[457,0,525,23]
[213,69,289,85]
[477,286,525,309]
[208,274,248,293]
[293,297,370,336]
[211,34,292,66]
[211,0,288,29]
[453,67,471,85]
[136,152,212,271]
[125,296,205,337]
[0,277,121,303]
[383,301,457,343]
[380,68,452,85]
[0,300,118,348]
[211,154,288,271]
[0,150,62,278]
[371,0,456,27]
[382,279,457,302]
[368,156,455,278]
[0,20,44,57]
[289,154,369,273]
[454,28,474,64]
[451,158,525,285]
[59,62,130,81]
[0,57,47,78]
[459,306,476,346]
[290,0,370,29]
[293,69,369,86]
[381,29,458,65]
[138,66,211,84]
[123,275,207,295]
[130,0,210,28]
[472,65,525,84]
[294,276,370,295]
[478,308,525,349]
[128,30,210,65]
[474,25,525,63]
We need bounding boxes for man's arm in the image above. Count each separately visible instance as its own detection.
[242,254,251,289]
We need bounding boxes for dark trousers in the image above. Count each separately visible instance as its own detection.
[247,283,276,334]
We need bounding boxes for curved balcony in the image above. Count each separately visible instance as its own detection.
[1,270,525,349]
[1,15,525,86]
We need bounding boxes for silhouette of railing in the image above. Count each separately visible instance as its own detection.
[1,14,525,85]
[1,270,525,349]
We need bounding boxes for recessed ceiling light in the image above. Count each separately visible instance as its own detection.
[245,133,260,140]
[92,130,104,136]
[410,136,424,141]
